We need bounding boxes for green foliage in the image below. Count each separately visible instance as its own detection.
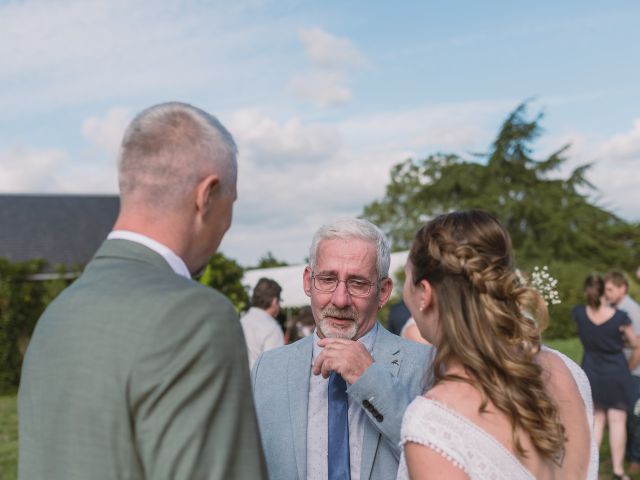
[0,394,18,479]
[0,259,72,393]
[254,251,289,269]
[363,102,640,338]
[0,259,44,393]
[199,253,249,312]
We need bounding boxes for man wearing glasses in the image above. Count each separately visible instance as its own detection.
[252,218,432,480]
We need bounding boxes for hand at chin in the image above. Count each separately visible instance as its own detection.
[312,337,374,385]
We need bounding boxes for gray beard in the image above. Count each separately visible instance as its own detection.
[318,317,358,340]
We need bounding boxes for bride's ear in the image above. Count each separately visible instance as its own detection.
[418,279,435,313]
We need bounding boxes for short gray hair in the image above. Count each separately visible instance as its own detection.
[118,102,237,208]
[308,218,391,279]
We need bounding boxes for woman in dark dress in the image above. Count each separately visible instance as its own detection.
[574,274,639,480]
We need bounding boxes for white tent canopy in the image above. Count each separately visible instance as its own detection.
[242,251,409,308]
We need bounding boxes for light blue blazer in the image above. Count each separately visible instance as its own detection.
[252,324,432,480]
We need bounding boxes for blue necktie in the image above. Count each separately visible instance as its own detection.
[328,371,350,480]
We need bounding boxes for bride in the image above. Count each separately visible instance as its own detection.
[396,210,597,480]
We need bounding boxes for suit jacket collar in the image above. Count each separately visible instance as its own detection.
[360,325,402,479]
[91,238,176,275]
[288,335,314,480]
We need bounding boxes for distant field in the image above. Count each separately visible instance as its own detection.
[0,394,17,480]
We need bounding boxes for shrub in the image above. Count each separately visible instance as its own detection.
[0,259,71,393]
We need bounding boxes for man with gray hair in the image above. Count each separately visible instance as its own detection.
[19,102,268,480]
[252,218,432,480]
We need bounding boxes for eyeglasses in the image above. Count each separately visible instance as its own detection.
[311,273,377,297]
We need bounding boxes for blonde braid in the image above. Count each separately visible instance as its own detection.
[410,210,566,462]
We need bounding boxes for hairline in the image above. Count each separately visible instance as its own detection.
[308,218,391,280]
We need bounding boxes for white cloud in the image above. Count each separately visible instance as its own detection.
[0,143,118,194]
[596,119,640,163]
[542,124,640,222]
[0,0,286,116]
[0,145,67,192]
[290,27,369,108]
[82,107,131,154]
[590,120,640,220]
[229,109,341,164]
[298,27,369,69]
[289,70,352,107]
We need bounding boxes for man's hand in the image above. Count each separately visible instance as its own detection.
[313,338,374,385]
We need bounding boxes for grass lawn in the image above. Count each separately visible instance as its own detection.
[545,336,584,364]
[0,393,17,480]
[0,337,636,478]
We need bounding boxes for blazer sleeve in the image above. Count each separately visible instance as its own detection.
[128,287,268,479]
[347,345,430,460]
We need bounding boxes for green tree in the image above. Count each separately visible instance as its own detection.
[199,253,249,312]
[0,259,71,393]
[254,251,289,269]
[364,102,640,269]
[363,102,640,338]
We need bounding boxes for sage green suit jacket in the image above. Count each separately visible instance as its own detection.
[19,239,268,480]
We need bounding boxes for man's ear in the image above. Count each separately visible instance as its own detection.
[377,277,393,308]
[303,267,312,297]
[195,175,221,215]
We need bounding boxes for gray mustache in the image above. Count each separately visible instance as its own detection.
[321,307,358,321]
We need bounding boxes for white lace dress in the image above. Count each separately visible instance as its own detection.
[396,347,598,479]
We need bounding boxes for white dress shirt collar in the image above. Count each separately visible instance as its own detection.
[107,230,191,279]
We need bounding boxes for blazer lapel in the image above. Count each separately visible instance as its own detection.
[288,336,313,480]
[360,326,402,479]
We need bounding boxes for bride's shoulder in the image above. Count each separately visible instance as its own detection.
[537,347,588,404]
[424,380,484,418]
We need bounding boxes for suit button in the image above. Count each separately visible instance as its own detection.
[375,414,384,422]
[362,399,371,408]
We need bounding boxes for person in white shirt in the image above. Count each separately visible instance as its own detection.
[605,270,640,474]
[241,277,285,369]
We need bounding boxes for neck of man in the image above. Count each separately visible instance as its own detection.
[112,209,196,272]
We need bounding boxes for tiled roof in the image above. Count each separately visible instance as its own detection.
[0,194,119,272]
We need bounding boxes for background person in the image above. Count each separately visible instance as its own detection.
[285,305,315,344]
[241,277,284,369]
[605,270,640,473]
[574,273,638,480]
[399,210,596,479]
[387,300,411,335]
[18,102,267,480]
[252,218,432,480]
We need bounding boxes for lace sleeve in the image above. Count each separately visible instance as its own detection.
[399,398,470,474]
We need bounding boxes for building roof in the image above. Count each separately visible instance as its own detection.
[242,250,409,308]
[0,194,119,272]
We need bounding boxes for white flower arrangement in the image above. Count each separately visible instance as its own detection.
[529,266,561,306]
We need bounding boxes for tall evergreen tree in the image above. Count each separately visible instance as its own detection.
[363,103,640,270]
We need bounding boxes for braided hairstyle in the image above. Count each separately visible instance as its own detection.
[409,210,565,462]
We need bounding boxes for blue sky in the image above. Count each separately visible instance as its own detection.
[1,0,639,265]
